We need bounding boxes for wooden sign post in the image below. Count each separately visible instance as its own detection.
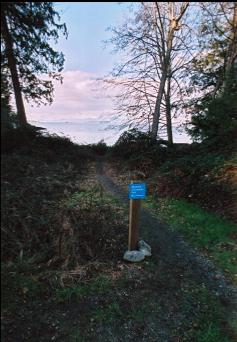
[128,198,141,250]
[128,182,146,251]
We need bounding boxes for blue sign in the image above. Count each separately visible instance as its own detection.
[129,183,146,199]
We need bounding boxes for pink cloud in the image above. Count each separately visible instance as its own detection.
[25,70,116,122]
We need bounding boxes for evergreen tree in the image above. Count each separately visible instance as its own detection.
[1,2,67,126]
[187,2,237,146]
[1,69,15,129]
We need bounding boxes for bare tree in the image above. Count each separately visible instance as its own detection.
[150,2,189,138]
[106,2,193,144]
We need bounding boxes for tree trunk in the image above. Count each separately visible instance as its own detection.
[1,107,10,133]
[1,11,27,126]
[165,74,173,145]
[151,3,174,139]
[151,2,189,139]
[224,2,237,92]
[151,70,167,138]
[151,40,173,139]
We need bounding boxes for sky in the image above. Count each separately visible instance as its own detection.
[26,2,191,145]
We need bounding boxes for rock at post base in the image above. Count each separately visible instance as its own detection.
[138,240,152,257]
[123,250,145,262]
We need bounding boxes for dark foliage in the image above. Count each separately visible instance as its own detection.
[111,129,168,163]
[1,125,44,152]
[1,2,67,105]
[154,144,236,221]
[187,92,237,146]
[88,140,108,156]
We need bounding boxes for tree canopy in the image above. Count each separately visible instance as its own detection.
[1,2,67,125]
[186,2,237,145]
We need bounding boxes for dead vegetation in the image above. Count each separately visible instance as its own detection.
[1,132,127,272]
[108,143,237,223]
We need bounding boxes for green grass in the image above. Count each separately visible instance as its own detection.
[55,275,112,302]
[195,322,231,342]
[91,300,160,324]
[144,196,237,280]
[1,263,47,312]
[62,187,123,210]
[188,287,232,342]
[126,302,161,323]
[70,328,87,342]
[93,302,122,322]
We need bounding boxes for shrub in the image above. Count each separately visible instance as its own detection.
[187,92,237,147]
[88,139,108,155]
[1,125,44,153]
[111,129,168,162]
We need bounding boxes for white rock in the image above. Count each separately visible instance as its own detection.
[123,250,145,262]
[138,240,152,257]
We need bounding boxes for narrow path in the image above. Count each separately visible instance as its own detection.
[96,159,237,306]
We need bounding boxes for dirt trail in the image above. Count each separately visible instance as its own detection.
[96,159,237,305]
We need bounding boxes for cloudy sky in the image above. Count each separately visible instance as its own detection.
[26,2,191,145]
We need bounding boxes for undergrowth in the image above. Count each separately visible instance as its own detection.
[110,129,236,222]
